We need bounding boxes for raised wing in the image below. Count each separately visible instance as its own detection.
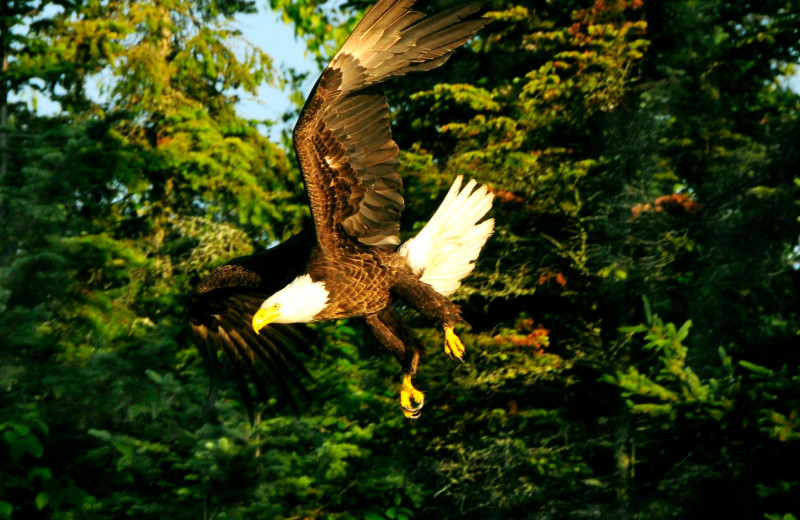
[293,0,487,250]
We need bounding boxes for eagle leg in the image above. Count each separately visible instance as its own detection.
[392,277,466,361]
[366,308,425,419]
[400,374,424,419]
[444,326,465,361]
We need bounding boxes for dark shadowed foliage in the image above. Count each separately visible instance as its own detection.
[1,0,798,518]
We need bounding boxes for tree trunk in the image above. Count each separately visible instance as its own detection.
[613,399,634,519]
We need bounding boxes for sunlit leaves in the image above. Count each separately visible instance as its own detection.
[2,0,799,517]
[410,83,501,113]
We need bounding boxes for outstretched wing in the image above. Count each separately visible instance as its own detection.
[187,233,315,417]
[189,289,312,417]
[293,0,487,250]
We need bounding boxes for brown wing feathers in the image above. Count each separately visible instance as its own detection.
[189,0,486,417]
[190,291,312,416]
[188,233,316,416]
[294,0,486,249]
[335,0,485,84]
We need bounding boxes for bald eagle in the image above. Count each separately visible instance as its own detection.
[188,0,492,418]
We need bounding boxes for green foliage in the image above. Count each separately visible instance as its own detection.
[610,312,732,418]
[0,409,93,518]
[269,0,367,66]
[2,0,800,518]
[603,300,800,518]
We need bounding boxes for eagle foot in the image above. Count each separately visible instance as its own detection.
[400,374,424,419]
[444,327,465,361]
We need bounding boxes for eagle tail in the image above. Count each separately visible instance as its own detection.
[398,176,494,296]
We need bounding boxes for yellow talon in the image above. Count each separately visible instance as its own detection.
[399,374,424,419]
[444,326,465,361]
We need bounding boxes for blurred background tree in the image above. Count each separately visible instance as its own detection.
[1,0,798,518]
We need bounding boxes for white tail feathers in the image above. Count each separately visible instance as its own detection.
[397,176,494,296]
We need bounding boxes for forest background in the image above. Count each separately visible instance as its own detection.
[1,0,799,518]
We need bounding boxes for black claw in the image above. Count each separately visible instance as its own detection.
[401,401,424,413]
[406,409,422,419]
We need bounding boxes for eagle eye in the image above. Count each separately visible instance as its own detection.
[272,303,281,311]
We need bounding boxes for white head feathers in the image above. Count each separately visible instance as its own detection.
[259,275,329,324]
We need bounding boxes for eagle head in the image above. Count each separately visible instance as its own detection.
[252,274,329,332]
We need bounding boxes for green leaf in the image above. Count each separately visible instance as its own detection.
[642,295,653,325]
[10,423,31,436]
[0,501,12,519]
[145,369,163,384]
[8,432,44,461]
[27,467,52,481]
[739,361,775,376]
[619,325,648,334]
[35,492,49,511]
[88,429,113,442]
[676,320,692,342]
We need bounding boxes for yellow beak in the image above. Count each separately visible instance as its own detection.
[252,307,281,334]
